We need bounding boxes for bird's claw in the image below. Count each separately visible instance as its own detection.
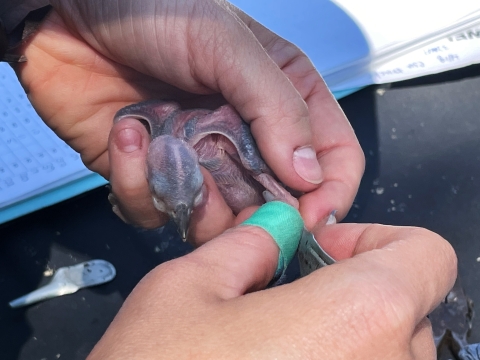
[107,191,130,224]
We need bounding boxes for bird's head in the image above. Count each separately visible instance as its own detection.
[147,135,205,241]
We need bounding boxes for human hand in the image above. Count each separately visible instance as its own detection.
[86,203,457,359]
[16,0,363,241]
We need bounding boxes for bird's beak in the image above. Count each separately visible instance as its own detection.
[172,204,191,242]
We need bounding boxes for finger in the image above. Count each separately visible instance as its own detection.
[109,118,167,228]
[181,227,278,300]
[410,317,436,359]
[51,0,322,192]
[300,93,364,224]
[299,160,361,229]
[88,202,302,359]
[229,3,365,222]
[313,223,457,324]
[161,202,303,301]
[187,168,236,247]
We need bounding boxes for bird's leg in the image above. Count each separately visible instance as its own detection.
[255,173,299,209]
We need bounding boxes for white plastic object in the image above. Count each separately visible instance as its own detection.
[9,260,116,308]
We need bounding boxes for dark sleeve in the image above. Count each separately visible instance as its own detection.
[0,2,51,63]
[0,1,49,32]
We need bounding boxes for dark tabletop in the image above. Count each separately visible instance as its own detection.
[1,64,480,360]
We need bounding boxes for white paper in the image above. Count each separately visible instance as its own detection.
[231,0,480,91]
[372,26,480,84]
[332,0,480,50]
[330,0,480,88]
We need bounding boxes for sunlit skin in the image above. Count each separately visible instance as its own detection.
[16,1,364,246]
[87,222,457,360]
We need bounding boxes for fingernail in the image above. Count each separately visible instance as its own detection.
[293,146,323,184]
[325,210,337,225]
[312,210,338,234]
[116,128,142,153]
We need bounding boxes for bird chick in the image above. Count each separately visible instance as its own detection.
[114,100,298,241]
[147,135,206,240]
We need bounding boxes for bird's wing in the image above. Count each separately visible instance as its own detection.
[186,104,269,176]
[186,105,298,208]
[113,100,181,138]
[114,100,213,139]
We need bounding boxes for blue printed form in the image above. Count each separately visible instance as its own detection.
[0,63,107,223]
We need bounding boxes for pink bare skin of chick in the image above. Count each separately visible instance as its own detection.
[114,100,298,240]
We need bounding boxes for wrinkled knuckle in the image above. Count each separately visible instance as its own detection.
[339,281,412,348]
[267,37,303,59]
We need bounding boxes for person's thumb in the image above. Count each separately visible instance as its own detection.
[167,201,304,301]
